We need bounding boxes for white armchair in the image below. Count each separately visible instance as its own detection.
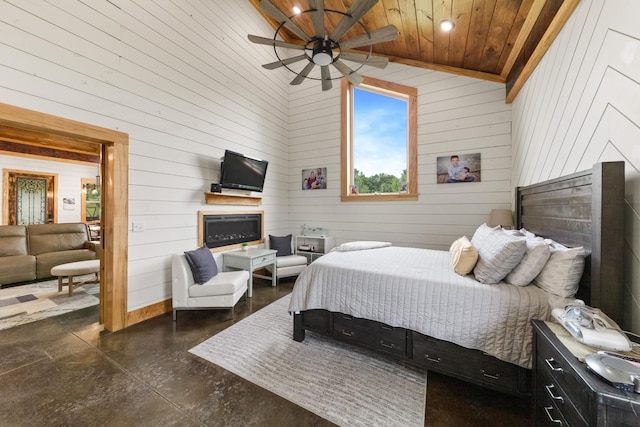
[265,235,308,283]
[171,253,249,321]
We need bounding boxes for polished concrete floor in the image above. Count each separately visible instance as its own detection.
[0,278,532,426]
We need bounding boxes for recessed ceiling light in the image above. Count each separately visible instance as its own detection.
[440,20,455,32]
[293,6,301,15]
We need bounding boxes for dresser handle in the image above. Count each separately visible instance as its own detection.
[545,357,564,373]
[481,369,500,380]
[380,341,395,349]
[543,406,563,425]
[545,384,564,403]
[341,329,355,337]
[425,354,441,363]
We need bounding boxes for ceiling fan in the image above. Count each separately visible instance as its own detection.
[248,0,399,91]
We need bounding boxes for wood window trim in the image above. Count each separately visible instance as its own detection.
[340,76,418,202]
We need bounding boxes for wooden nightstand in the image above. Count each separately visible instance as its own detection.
[532,320,640,426]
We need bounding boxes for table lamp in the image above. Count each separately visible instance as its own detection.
[488,209,514,228]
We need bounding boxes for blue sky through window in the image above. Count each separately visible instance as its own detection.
[353,88,407,177]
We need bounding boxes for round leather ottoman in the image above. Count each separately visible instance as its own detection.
[50,259,100,296]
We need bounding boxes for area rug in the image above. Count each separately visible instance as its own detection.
[189,295,427,427]
[0,275,99,330]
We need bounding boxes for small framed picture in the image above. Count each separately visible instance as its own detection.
[349,185,359,195]
[302,167,327,190]
[399,182,408,193]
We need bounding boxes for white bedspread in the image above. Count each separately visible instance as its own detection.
[288,246,553,369]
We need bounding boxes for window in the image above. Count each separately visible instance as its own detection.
[341,76,417,201]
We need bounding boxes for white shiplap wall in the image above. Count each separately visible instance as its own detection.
[0,0,290,310]
[511,0,640,332]
[287,63,512,251]
[0,154,98,223]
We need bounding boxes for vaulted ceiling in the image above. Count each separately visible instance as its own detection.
[249,0,580,102]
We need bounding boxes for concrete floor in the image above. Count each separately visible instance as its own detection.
[0,278,532,426]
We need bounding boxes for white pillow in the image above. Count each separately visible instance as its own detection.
[504,237,551,287]
[470,223,499,248]
[331,241,391,252]
[518,228,537,239]
[473,228,527,284]
[533,240,585,297]
[449,236,478,276]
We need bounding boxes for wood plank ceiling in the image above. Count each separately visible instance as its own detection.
[249,0,581,102]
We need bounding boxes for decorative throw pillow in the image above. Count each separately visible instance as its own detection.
[449,236,478,276]
[473,228,527,284]
[470,223,499,248]
[184,246,218,284]
[505,237,551,287]
[533,240,585,298]
[269,234,292,257]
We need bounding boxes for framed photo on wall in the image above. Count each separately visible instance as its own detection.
[436,153,481,184]
[302,167,327,190]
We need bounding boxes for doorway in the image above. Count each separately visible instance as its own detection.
[0,102,129,331]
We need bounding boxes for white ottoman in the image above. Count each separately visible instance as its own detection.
[50,259,100,296]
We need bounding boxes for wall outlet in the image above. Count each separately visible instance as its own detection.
[132,222,145,232]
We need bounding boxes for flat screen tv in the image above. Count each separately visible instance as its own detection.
[220,150,268,192]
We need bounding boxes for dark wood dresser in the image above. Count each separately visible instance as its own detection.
[532,320,640,426]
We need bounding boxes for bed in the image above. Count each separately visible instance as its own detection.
[288,161,624,397]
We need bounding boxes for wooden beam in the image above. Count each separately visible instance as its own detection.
[506,0,581,103]
[389,55,506,83]
[500,0,547,80]
[0,140,100,163]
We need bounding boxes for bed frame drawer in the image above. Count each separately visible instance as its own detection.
[332,313,409,357]
[412,332,525,394]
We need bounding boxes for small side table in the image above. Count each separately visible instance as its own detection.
[222,248,277,298]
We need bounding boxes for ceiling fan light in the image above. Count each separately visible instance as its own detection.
[312,38,333,66]
[440,20,455,32]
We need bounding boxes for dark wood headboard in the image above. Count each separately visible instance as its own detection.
[515,162,625,325]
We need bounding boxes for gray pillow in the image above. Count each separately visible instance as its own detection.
[184,246,218,284]
[505,237,551,286]
[269,234,292,257]
[473,229,527,284]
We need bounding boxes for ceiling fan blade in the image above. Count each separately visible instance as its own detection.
[330,0,378,41]
[339,52,388,69]
[290,62,316,85]
[262,54,308,70]
[340,25,398,50]
[260,0,311,42]
[333,60,364,86]
[308,0,325,38]
[248,34,306,50]
[321,66,333,91]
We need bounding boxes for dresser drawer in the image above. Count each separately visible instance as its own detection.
[536,367,587,427]
[535,336,592,421]
[332,313,409,357]
[412,332,522,393]
[251,253,276,268]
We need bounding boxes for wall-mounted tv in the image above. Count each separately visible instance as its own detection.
[220,150,268,193]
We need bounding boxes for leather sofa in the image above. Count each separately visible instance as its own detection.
[0,223,99,286]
